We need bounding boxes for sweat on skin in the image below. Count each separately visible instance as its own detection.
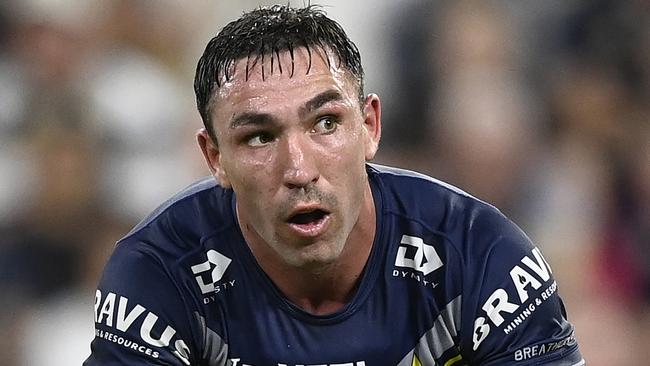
[196,46,382,315]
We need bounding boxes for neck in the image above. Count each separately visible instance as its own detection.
[277,229,372,314]
[280,262,363,314]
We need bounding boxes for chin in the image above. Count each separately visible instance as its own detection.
[284,243,343,269]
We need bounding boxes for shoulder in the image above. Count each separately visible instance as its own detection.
[368,167,583,364]
[88,178,237,364]
[369,163,535,283]
[369,163,494,216]
[369,163,511,249]
[118,176,236,256]
[373,165,542,281]
[370,164,544,309]
[368,163,476,202]
[91,231,204,364]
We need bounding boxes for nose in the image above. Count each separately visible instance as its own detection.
[281,133,319,189]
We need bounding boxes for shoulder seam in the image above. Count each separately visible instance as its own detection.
[370,163,502,220]
[118,177,219,245]
[369,163,488,204]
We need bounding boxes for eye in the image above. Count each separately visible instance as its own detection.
[311,116,338,134]
[246,132,274,147]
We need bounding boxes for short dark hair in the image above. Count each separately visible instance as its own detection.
[194,5,364,142]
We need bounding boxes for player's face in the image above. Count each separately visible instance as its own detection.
[198,47,381,269]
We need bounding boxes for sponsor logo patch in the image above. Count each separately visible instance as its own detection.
[514,333,577,361]
[191,249,232,294]
[472,247,557,352]
[94,290,191,364]
[394,235,443,276]
[392,235,443,289]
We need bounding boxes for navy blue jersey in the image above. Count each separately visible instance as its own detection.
[85,164,584,366]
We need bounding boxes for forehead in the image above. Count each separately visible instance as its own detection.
[212,46,359,111]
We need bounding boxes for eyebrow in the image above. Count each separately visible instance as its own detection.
[299,90,345,118]
[229,89,345,129]
[229,112,276,129]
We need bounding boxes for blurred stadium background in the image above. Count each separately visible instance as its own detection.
[0,0,648,364]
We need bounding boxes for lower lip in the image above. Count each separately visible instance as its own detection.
[287,214,331,237]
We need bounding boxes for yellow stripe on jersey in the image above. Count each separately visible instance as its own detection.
[443,354,463,366]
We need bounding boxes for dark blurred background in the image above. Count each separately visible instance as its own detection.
[0,1,648,364]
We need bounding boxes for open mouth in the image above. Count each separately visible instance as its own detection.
[286,208,331,236]
[288,209,329,225]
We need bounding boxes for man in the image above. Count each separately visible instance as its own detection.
[85,5,584,366]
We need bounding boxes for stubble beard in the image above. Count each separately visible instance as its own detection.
[272,184,348,270]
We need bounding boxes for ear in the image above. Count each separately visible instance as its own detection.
[197,128,232,188]
[361,93,382,160]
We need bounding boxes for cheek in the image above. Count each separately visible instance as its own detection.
[318,138,366,187]
[339,133,368,168]
[222,145,275,180]
[235,159,280,200]
[233,175,278,227]
[234,168,273,198]
[324,140,368,191]
[322,126,366,161]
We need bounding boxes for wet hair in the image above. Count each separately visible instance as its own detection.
[194,5,364,142]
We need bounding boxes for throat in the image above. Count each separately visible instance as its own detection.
[288,271,363,315]
[293,297,349,315]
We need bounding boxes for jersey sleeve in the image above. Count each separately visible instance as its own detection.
[459,206,584,365]
[83,238,200,365]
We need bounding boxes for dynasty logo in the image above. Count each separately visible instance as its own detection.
[394,235,443,276]
[191,249,232,294]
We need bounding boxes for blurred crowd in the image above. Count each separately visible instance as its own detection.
[0,0,647,364]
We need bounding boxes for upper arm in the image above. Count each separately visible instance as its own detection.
[459,208,584,365]
[84,241,199,365]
